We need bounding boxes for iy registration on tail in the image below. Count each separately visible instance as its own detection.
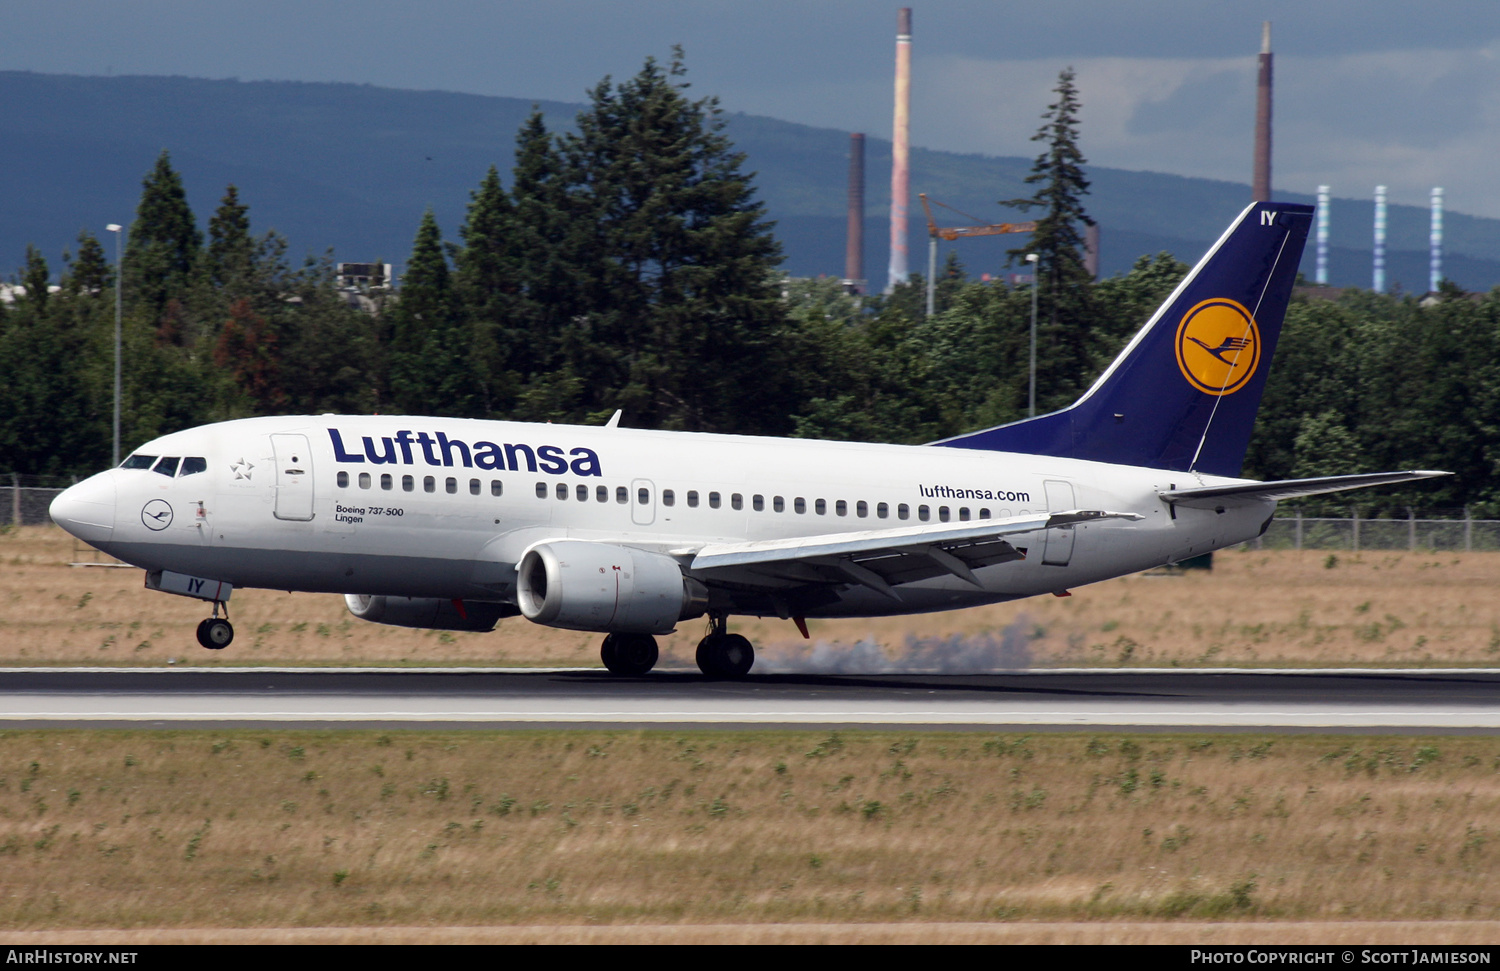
[50,202,1444,677]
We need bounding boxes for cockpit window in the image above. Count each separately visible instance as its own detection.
[153,457,180,477]
[121,455,157,470]
[179,457,208,476]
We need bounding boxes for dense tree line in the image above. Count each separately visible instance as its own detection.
[0,56,1491,515]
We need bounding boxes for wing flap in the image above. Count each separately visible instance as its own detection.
[685,509,1139,581]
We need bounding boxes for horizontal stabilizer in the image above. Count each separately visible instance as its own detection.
[1160,471,1450,507]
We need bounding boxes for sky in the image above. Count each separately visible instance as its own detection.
[6,0,1500,216]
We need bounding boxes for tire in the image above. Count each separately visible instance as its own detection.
[601,632,658,676]
[697,633,754,679]
[196,617,233,650]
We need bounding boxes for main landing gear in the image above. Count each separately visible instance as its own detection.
[696,614,754,679]
[195,602,233,650]
[600,632,659,676]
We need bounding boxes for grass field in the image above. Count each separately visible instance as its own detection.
[2,729,1499,933]
[4,525,1498,669]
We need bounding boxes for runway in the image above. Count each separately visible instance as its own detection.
[2,667,1499,731]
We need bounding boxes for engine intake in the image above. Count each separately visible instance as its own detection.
[517,541,708,634]
[344,595,513,632]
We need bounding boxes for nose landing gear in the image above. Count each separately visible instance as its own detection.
[195,602,234,650]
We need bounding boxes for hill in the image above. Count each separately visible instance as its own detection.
[4,71,1498,290]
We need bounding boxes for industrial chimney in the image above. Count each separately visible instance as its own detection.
[887,7,912,291]
[1430,187,1444,293]
[843,133,865,294]
[1253,21,1272,201]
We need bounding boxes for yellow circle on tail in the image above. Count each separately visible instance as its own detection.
[1174,298,1261,395]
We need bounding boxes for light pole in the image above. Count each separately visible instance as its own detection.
[1026,252,1039,418]
[106,224,123,467]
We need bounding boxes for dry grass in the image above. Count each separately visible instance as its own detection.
[3,525,1499,669]
[3,730,1500,929]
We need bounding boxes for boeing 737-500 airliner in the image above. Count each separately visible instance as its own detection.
[49,201,1444,677]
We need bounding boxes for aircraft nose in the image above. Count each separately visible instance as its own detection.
[49,472,116,544]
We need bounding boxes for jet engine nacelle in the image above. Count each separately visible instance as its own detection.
[344,594,513,632]
[516,540,708,634]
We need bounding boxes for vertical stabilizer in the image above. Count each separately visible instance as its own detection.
[932,201,1313,477]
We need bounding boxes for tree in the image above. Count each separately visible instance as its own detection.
[125,150,202,319]
[387,210,483,415]
[205,184,254,291]
[64,230,112,297]
[1001,68,1097,401]
[554,48,791,433]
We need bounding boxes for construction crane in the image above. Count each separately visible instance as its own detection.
[918,193,1036,316]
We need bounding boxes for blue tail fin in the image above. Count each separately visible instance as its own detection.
[932,201,1314,477]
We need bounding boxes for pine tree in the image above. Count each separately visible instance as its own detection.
[1004,69,1094,293]
[1002,68,1097,404]
[64,230,112,297]
[125,150,202,319]
[454,165,520,412]
[21,245,49,313]
[205,184,253,291]
[556,49,790,432]
[388,210,482,415]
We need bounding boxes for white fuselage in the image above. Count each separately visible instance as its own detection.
[54,415,1272,619]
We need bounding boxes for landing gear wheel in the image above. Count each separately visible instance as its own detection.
[696,632,754,679]
[600,632,659,676]
[196,617,234,650]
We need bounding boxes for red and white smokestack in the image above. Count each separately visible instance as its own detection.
[1253,21,1272,201]
[844,133,865,294]
[887,7,912,291]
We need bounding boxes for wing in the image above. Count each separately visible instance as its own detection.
[679,509,1140,602]
[1160,470,1450,508]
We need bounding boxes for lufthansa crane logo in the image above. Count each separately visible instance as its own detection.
[141,499,174,531]
[1174,298,1261,396]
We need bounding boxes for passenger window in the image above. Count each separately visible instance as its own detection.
[731,493,743,510]
[577,484,588,501]
[556,483,568,500]
[638,487,650,505]
[709,492,721,509]
[616,486,628,504]
[337,471,349,488]
[687,490,699,508]
[492,481,504,497]
[835,500,847,517]
[938,506,950,522]
[403,475,415,492]
[359,472,371,489]
[959,507,970,521]
[877,502,889,519]
[179,457,207,476]
[752,495,764,512]
[121,455,157,470]
[153,457,180,477]
[381,474,393,490]
[424,476,436,494]
[979,508,991,519]
[773,496,784,513]
[446,477,458,495]
[471,479,481,496]
[596,485,607,502]
[794,497,806,514]
[536,482,548,499]
[898,504,910,520]
[815,499,826,515]
[857,500,868,518]
[663,489,675,507]
[919,505,930,521]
